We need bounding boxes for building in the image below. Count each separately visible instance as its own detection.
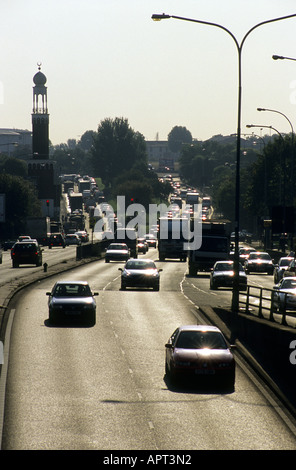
[145,140,179,171]
[0,128,32,154]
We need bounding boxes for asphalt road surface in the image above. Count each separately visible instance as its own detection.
[1,249,296,450]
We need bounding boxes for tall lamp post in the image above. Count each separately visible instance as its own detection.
[257,108,295,206]
[247,123,287,233]
[152,12,296,312]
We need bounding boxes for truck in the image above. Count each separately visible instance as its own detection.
[158,217,189,262]
[185,192,201,206]
[188,220,231,276]
[69,193,83,212]
[25,216,51,245]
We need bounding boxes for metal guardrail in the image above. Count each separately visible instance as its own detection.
[239,285,296,328]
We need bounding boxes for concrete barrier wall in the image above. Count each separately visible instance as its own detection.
[214,307,296,408]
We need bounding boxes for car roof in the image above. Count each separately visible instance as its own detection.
[54,280,89,286]
[177,325,221,333]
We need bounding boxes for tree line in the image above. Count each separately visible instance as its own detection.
[0,117,294,240]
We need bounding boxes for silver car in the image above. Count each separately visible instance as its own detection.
[46,281,98,325]
[272,276,296,313]
[273,257,294,283]
[210,260,247,291]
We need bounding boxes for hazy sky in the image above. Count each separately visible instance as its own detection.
[1,0,296,145]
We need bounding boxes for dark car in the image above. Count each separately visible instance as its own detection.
[137,238,148,254]
[165,325,235,389]
[3,240,17,251]
[238,247,256,263]
[11,241,43,268]
[273,256,294,283]
[144,233,157,248]
[105,243,130,263]
[48,233,66,249]
[119,259,162,291]
[46,280,98,325]
[210,260,247,291]
[244,252,274,274]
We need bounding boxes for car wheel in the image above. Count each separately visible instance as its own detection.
[121,283,126,291]
[153,283,159,291]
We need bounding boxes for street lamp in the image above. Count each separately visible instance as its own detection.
[257,107,294,205]
[152,12,296,312]
[272,54,296,61]
[247,123,286,213]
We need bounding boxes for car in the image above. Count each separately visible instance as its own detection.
[46,281,98,325]
[238,247,256,262]
[2,240,17,251]
[48,233,66,249]
[144,233,157,248]
[210,260,247,291]
[17,235,32,242]
[244,251,274,274]
[11,241,43,268]
[273,257,294,283]
[272,277,296,313]
[65,234,82,246]
[105,243,130,263]
[75,230,89,243]
[137,238,148,254]
[118,258,162,291]
[283,258,296,278]
[165,325,235,389]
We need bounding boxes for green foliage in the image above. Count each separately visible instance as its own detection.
[0,155,28,177]
[168,126,192,153]
[91,117,147,187]
[0,173,41,239]
[111,161,171,209]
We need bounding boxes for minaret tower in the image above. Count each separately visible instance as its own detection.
[28,64,60,218]
[32,63,49,159]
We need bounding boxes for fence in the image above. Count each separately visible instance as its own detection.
[239,285,296,328]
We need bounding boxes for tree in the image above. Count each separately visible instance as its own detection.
[168,126,192,153]
[91,117,147,187]
[0,174,41,239]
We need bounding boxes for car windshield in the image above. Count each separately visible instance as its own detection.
[108,244,127,250]
[215,263,244,271]
[176,331,227,350]
[53,284,92,297]
[249,253,271,260]
[279,259,292,267]
[125,260,156,270]
[280,279,296,289]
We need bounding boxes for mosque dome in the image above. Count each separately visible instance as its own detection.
[33,65,47,86]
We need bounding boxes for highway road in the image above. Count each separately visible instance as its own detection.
[0,245,78,286]
[1,248,296,450]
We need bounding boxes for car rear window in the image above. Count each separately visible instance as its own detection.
[13,243,38,252]
[176,331,227,350]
